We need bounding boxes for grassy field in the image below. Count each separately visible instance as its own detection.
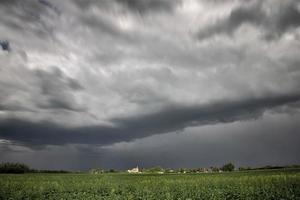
[0,169,299,200]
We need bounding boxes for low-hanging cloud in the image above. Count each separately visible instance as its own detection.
[0,93,299,147]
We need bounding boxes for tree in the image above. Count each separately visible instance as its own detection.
[147,166,164,173]
[221,163,235,172]
[210,166,220,172]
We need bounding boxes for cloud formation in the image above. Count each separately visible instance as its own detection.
[116,0,180,14]
[0,0,300,169]
[197,0,300,40]
[0,93,299,147]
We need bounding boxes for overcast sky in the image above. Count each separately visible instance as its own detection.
[0,0,300,170]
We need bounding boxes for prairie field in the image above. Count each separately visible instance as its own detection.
[0,169,300,200]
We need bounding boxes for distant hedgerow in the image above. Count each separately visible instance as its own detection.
[0,162,30,173]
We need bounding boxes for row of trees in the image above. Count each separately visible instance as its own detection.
[3,162,298,174]
[144,163,235,173]
[0,162,30,173]
[89,163,236,174]
[238,164,300,171]
[0,162,72,174]
[137,163,300,173]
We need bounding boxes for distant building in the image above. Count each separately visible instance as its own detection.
[127,166,139,173]
[203,168,212,173]
[89,168,104,174]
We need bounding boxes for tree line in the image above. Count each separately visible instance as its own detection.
[0,162,71,174]
[1,162,299,174]
[0,162,30,174]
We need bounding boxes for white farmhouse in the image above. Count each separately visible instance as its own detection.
[127,166,140,173]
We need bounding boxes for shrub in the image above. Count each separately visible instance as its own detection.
[221,163,235,172]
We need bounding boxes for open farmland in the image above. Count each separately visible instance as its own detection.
[0,169,299,200]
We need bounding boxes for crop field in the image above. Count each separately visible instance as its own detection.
[0,169,300,200]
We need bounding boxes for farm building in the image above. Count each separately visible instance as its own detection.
[127,166,139,173]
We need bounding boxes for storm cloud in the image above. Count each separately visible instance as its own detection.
[0,0,300,170]
[197,0,300,40]
[0,93,299,147]
[116,0,180,14]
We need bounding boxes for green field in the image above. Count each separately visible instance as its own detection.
[0,169,300,200]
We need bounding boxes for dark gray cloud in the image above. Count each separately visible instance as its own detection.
[0,65,84,113]
[34,68,85,111]
[116,0,180,14]
[72,0,180,15]
[112,93,300,133]
[72,0,112,10]
[101,112,300,170]
[0,0,55,30]
[0,93,299,147]
[0,40,10,51]
[1,112,299,170]
[198,0,300,40]
[38,0,61,15]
